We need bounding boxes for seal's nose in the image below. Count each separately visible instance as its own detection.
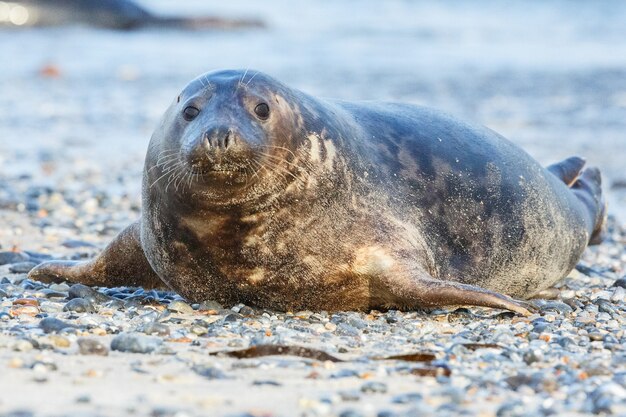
[204,126,236,150]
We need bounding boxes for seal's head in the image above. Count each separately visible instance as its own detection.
[145,69,309,205]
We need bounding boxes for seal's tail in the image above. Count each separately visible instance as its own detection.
[571,166,607,245]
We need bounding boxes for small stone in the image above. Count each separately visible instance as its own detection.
[78,338,109,356]
[198,300,223,310]
[111,332,162,353]
[497,400,526,417]
[324,322,337,331]
[49,335,71,348]
[336,323,359,336]
[63,298,95,313]
[39,317,77,333]
[0,251,29,265]
[523,349,544,364]
[532,300,573,315]
[338,390,361,401]
[68,284,109,303]
[361,381,388,394]
[75,395,91,403]
[588,331,604,341]
[611,278,626,289]
[610,286,625,303]
[252,380,281,386]
[61,240,97,249]
[49,283,70,292]
[377,411,399,417]
[590,383,626,414]
[190,325,207,336]
[167,300,194,314]
[192,364,228,379]
[239,305,255,316]
[9,262,38,274]
[13,339,34,352]
[41,289,68,299]
[141,322,170,337]
[339,410,364,417]
[13,298,39,307]
[392,393,423,404]
[223,313,243,323]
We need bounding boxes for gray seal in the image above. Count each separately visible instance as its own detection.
[29,69,607,315]
[2,0,264,30]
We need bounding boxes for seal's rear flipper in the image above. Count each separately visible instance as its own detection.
[571,167,607,245]
[547,156,586,187]
[383,274,533,316]
[28,221,165,289]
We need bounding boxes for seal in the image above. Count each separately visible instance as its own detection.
[1,0,264,30]
[29,69,607,315]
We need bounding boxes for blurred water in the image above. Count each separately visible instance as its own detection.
[0,0,624,214]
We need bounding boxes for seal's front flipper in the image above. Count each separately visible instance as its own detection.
[385,275,533,316]
[29,221,164,289]
[547,156,586,186]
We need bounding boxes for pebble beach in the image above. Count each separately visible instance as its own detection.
[1,1,626,416]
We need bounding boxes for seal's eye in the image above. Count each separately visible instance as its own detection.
[254,103,270,120]
[183,106,200,121]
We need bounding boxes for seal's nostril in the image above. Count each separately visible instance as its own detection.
[224,133,231,149]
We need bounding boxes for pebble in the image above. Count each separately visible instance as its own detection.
[167,300,194,314]
[523,349,544,364]
[339,410,364,417]
[611,286,625,302]
[533,300,573,314]
[392,393,423,404]
[48,335,71,348]
[9,262,38,273]
[63,298,95,313]
[39,317,77,333]
[141,322,170,337]
[0,251,30,265]
[49,283,70,292]
[77,338,109,356]
[611,278,626,289]
[198,300,223,310]
[361,381,388,394]
[192,364,228,379]
[110,332,163,354]
[68,284,109,303]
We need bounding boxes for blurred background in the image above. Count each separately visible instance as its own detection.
[1,0,625,222]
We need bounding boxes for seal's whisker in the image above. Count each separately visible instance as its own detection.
[248,159,265,182]
[164,161,186,193]
[245,71,259,86]
[255,151,311,178]
[150,168,175,189]
[239,68,249,89]
[149,155,180,172]
[149,158,185,189]
[257,144,300,161]
[261,158,303,183]
[156,151,180,161]
[186,169,194,191]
